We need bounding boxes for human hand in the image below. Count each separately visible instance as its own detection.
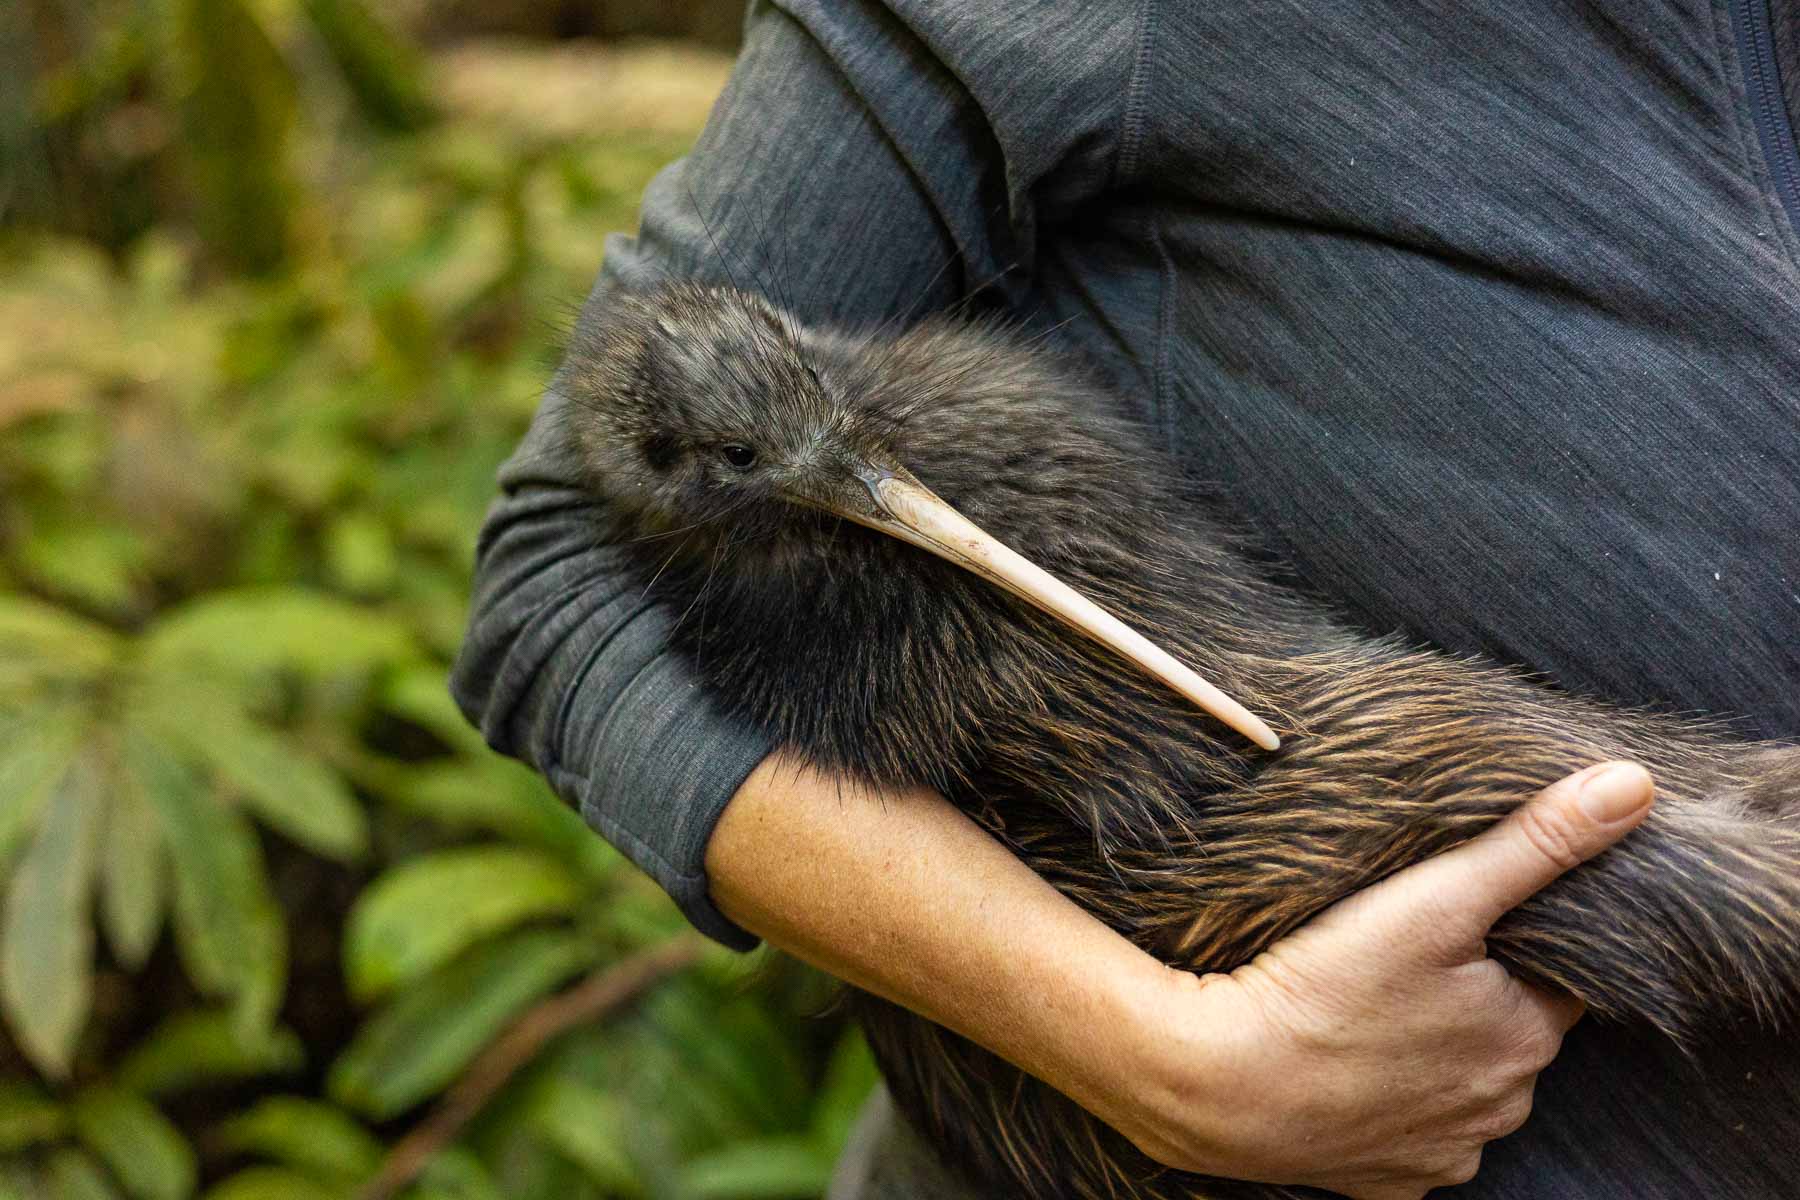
[1083,761,1654,1199]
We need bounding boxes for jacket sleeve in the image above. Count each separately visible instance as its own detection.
[450,0,1027,947]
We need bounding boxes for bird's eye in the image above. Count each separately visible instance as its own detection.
[803,364,822,386]
[720,444,757,470]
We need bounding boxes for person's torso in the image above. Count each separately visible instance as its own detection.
[1007,0,1800,744]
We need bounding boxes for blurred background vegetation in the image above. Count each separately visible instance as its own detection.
[0,2,877,1197]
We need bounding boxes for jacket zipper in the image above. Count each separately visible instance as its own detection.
[1731,0,1800,237]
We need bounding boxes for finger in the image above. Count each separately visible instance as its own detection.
[1516,978,1585,1035]
[1345,1185,1430,1200]
[1472,960,1586,1037]
[1458,964,1579,1071]
[1398,761,1653,940]
[1491,980,1579,1082]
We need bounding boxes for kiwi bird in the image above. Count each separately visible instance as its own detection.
[558,282,1800,1200]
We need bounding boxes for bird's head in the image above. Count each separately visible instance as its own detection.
[558,283,1277,750]
[559,283,921,556]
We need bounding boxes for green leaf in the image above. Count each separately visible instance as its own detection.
[16,521,142,615]
[377,757,617,879]
[99,768,167,969]
[0,1082,66,1152]
[214,1097,380,1184]
[0,704,87,869]
[121,732,247,992]
[344,846,584,1000]
[122,729,284,1028]
[48,1149,122,1200]
[330,928,593,1119]
[810,1031,879,1155]
[117,1010,303,1096]
[378,667,486,757]
[0,598,117,678]
[231,886,288,1044]
[410,1148,501,1200]
[593,875,690,950]
[643,983,813,1135]
[679,1137,834,1200]
[527,1080,641,1196]
[143,692,366,862]
[70,1088,196,1200]
[140,589,413,680]
[1,752,104,1078]
[199,1168,337,1200]
[323,512,398,596]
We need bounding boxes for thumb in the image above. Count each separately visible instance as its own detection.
[1398,761,1654,943]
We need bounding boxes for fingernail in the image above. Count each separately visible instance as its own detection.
[1578,764,1650,822]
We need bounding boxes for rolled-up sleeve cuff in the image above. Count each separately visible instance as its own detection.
[551,620,773,951]
[450,472,775,950]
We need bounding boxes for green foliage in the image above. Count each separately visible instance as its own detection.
[331,928,595,1119]
[213,1097,381,1185]
[2,755,104,1080]
[48,1149,123,1200]
[344,847,585,999]
[1,16,868,1199]
[69,1087,197,1200]
[300,0,437,132]
[14,0,439,269]
[0,1086,67,1153]
[171,0,300,273]
[200,1167,337,1200]
[525,1081,641,1195]
[117,1012,304,1097]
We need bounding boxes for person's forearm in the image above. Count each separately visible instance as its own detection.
[707,752,1653,1198]
[705,751,1179,1120]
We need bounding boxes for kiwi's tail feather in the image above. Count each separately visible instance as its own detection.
[1493,807,1800,1046]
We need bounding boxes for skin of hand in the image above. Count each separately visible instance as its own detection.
[707,755,1654,1200]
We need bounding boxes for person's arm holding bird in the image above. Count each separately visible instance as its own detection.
[454,3,1606,1195]
[711,754,1651,1200]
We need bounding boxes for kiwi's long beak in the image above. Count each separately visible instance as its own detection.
[837,467,1281,752]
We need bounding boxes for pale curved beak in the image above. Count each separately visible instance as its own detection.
[838,469,1281,752]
